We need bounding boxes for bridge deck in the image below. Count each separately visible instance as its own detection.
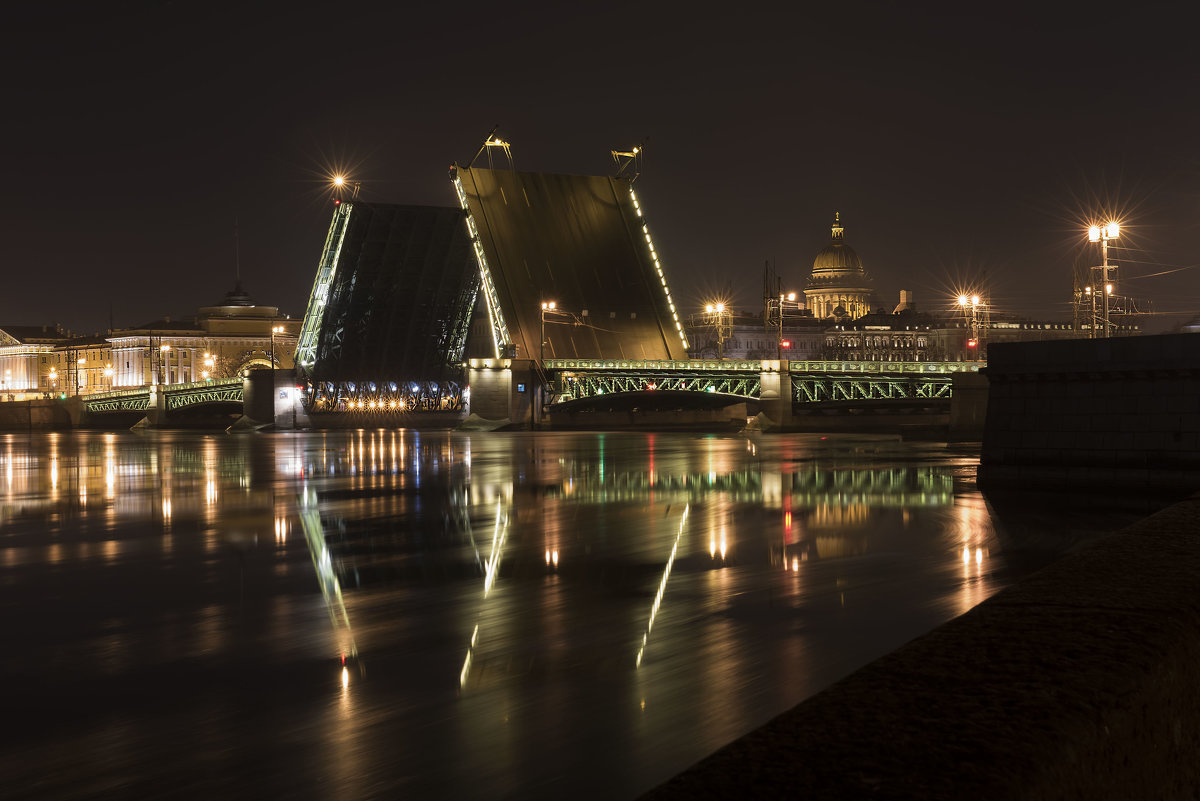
[454,168,688,362]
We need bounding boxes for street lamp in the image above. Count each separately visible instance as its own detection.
[766,291,800,359]
[1087,222,1120,338]
[202,351,215,381]
[704,302,732,360]
[271,326,285,371]
[539,302,557,365]
[159,344,170,386]
[957,294,985,358]
[49,367,57,393]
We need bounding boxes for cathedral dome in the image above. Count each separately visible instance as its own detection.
[804,212,875,320]
[809,213,866,278]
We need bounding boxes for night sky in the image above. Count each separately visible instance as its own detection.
[5,2,1199,335]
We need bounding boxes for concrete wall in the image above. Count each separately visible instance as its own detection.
[467,359,536,427]
[0,399,76,430]
[641,493,1200,800]
[949,371,989,441]
[980,334,1200,493]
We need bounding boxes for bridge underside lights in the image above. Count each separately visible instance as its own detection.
[297,202,478,415]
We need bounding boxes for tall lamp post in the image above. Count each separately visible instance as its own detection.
[704,303,732,360]
[1088,222,1119,338]
[957,294,985,359]
[159,344,170,386]
[539,302,556,365]
[766,291,800,359]
[271,326,285,372]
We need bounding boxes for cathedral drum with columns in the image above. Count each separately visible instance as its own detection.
[804,213,876,320]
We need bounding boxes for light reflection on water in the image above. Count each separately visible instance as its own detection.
[0,429,1094,799]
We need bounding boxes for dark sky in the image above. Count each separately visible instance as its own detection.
[5,2,1199,335]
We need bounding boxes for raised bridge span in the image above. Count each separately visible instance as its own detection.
[284,144,977,425]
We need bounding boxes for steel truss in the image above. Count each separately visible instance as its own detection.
[306,379,466,414]
[164,382,243,410]
[554,371,760,401]
[85,394,151,413]
[792,375,952,403]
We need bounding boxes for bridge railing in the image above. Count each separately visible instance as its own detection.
[544,359,982,374]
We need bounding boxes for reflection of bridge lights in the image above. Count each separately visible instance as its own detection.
[636,504,690,668]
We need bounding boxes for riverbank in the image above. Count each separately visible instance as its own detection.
[640,489,1200,800]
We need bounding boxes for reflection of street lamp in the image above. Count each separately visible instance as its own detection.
[704,302,732,359]
[1088,222,1120,338]
[539,302,557,364]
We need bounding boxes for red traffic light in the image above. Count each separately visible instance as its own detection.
[781,340,792,349]
[967,339,977,348]
[333,198,341,205]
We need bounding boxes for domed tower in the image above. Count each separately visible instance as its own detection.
[804,213,875,319]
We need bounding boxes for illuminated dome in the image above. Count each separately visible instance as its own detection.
[804,213,875,319]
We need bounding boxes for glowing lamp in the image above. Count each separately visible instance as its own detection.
[1105,222,1120,239]
[971,295,980,306]
[781,340,792,349]
[1088,226,1101,242]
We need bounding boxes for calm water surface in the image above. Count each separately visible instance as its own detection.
[0,430,1120,799]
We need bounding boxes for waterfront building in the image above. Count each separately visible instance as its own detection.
[0,324,69,398]
[1,285,300,399]
[109,285,299,388]
[804,213,876,320]
[824,295,1136,362]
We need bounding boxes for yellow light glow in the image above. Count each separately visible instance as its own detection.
[715,302,725,312]
[1105,222,1120,239]
[333,175,346,187]
[1088,225,1101,242]
[786,292,796,302]
[957,295,969,306]
[971,295,980,306]
[705,304,714,313]
[341,666,349,689]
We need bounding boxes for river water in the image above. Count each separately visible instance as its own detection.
[0,430,1141,799]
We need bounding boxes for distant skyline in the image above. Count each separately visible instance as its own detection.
[5,2,1199,335]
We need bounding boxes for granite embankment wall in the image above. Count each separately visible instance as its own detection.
[978,333,1200,492]
[641,492,1200,800]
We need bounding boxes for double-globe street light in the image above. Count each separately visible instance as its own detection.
[1087,222,1120,338]
[704,302,732,360]
[957,294,985,359]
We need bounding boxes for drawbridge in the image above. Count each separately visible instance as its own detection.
[295,202,478,413]
[295,143,690,414]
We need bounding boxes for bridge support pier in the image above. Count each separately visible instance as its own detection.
[758,361,793,431]
[241,369,309,430]
[466,358,535,428]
